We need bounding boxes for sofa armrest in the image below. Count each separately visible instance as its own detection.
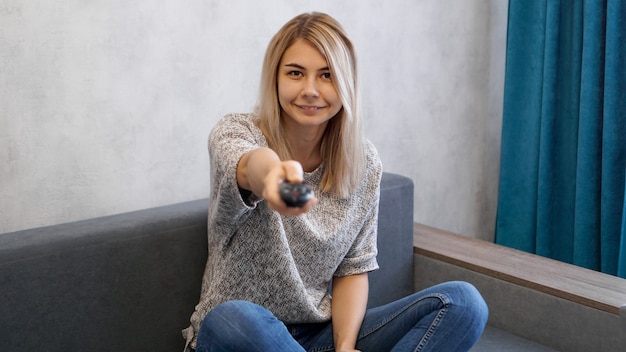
[0,199,209,351]
[368,172,415,307]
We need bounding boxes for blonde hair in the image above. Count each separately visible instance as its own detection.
[255,12,365,197]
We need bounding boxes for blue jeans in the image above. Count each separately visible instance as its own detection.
[195,281,488,352]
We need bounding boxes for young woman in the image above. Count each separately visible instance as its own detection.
[183,12,488,352]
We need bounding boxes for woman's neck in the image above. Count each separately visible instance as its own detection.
[284,123,327,172]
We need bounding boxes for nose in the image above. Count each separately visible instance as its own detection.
[301,77,319,98]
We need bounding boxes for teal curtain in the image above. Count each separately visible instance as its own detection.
[495,0,626,277]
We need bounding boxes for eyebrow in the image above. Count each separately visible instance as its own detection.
[284,63,330,71]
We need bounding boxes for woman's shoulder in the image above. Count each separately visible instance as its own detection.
[363,139,382,174]
[351,139,382,191]
[215,112,257,129]
[210,113,262,138]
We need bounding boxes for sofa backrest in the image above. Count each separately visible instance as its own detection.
[0,172,414,352]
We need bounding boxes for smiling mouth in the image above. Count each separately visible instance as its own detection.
[296,104,326,111]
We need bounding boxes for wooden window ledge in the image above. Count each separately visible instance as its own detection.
[413,223,626,316]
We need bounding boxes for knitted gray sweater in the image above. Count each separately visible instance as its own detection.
[184,113,382,348]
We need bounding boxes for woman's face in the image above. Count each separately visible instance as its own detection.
[277,39,342,131]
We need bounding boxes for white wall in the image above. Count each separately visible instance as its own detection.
[0,0,508,241]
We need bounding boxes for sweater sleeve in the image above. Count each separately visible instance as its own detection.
[207,114,266,226]
[334,141,382,277]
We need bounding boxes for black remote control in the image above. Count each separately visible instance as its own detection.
[279,182,313,208]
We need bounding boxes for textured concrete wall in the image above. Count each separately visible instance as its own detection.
[0,0,508,239]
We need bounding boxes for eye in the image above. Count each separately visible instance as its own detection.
[287,70,303,78]
[321,72,332,80]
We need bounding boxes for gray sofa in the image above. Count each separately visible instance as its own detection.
[0,172,415,352]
